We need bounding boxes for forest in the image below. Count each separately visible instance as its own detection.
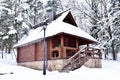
[0,0,120,60]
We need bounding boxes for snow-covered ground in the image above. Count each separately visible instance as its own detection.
[0,53,120,80]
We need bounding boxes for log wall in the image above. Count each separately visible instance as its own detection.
[17,44,35,62]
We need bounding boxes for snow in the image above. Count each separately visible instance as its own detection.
[22,22,29,28]
[14,27,43,47]
[0,53,120,80]
[8,26,14,30]
[0,6,11,14]
[40,0,49,5]
[117,53,120,61]
[8,30,17,35]
[46,20,97,42]
[20,3,29,10]
[14,11,97,47]
[2,35,9,40]
[15,14,23,22]
[0,32,3,35]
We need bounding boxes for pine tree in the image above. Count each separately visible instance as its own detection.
[79,0,120,60]
[0,0,29,54]
[108,0,120,60]
[20,0,44,27]
[87,0,101,39]
[46,0,63,16]
[0,0,17,53]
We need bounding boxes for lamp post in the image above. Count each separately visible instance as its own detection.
[43,22,47,75]
[32,19,48,75]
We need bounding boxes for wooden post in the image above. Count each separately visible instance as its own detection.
[61,34,64,47]
[84,47,87,62]
[92,48,94,58]
[87,44,89,50]
[76,37,80,63]
[78,51,81,64]
[86,44,89,59]
[61,34,64,58]
[98,49,101,59]
[49,38,52,59]
[76,37,79,52]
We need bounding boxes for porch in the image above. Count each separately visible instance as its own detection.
[47,33,97,60]
[60,46,101,72]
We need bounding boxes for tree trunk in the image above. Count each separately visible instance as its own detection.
[8,47,11,54]
[34,0,37,25]
[5,46,8,53]
[112,42,116,60]
[1,48,4,59]
[15,33,18,43]
[112,48,116,60]
[105,48,108,59]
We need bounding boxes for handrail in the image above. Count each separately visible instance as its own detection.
[68,47,86,61]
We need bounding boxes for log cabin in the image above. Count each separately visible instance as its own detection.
[14,10,101,71]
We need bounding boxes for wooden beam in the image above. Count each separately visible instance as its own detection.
[76,37,79,51]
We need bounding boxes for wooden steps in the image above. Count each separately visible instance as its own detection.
[60,46,101,72]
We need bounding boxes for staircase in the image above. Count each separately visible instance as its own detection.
[60,47,101,72]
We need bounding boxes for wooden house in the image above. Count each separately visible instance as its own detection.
[14,11,101,71]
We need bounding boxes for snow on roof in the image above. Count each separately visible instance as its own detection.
[14,11,97,47]
[14,27,44,47]
[46,21,97,42]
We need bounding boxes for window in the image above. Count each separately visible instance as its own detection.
[69,38,76,48]
[64,37,76,48]
[52,37,60,48]
[64,37,69,46]
[52,51,59,58]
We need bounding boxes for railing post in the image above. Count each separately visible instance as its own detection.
[71,58,73,69]
[98,49,101,59]
[79,51,80,64]
[92,48,94,58]
[87,44,89,51]
[85,47,88,61]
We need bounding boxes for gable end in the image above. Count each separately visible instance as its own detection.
[63,12,77,27]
